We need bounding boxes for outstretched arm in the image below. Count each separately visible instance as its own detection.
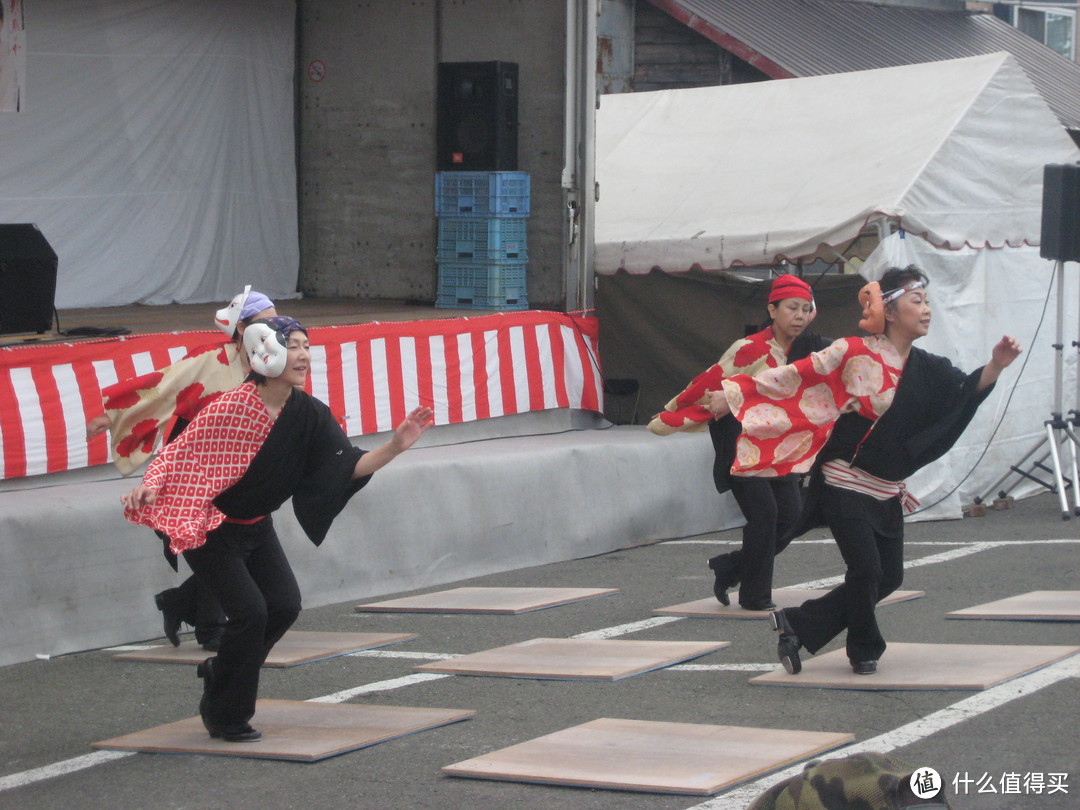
[352,406,434,479]
[976,335,1021,392]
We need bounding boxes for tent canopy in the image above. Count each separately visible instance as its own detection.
[594,53,1079,274]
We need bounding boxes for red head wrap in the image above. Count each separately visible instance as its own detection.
[768,274,813,304]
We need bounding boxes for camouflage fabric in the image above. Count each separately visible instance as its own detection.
[747,752,952,810]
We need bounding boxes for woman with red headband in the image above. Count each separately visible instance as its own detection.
[649,274,828,610]
[708,266,1020,674]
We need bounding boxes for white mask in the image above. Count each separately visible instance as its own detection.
[214,285,251,337]
[243,321,288,377]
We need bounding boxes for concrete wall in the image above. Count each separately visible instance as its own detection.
[0,417,741,667]
[297,0,568,309]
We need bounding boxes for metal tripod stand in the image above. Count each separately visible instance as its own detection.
[976,260,1080,520]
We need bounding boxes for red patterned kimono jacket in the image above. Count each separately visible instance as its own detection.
[720,334,906,478]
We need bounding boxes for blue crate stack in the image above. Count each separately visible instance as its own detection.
[435,171,530,310]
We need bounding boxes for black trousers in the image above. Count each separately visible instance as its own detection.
[718,476,801,606]
[156,575,227,644]
[784,487,904,663]
[183,516,301,728]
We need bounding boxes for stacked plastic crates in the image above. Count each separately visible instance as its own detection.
[434,171,530,310]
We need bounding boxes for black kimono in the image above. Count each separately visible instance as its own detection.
[783,346,993,664]
[180,387,371,731]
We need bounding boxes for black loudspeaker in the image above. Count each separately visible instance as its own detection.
[436,61,518,171]
[1040,163,1080,262]
[0,224,58,334]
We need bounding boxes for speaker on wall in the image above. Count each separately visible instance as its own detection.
[1040,163,1080,263]
[437,61,518,171]
[0,224,58,335]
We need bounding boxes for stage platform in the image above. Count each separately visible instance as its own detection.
[0,299,742,667]
[11,297,476,345]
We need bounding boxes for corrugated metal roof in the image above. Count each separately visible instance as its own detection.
[650,0,1080,132]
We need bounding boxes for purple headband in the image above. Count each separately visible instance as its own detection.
[261,315,307,339]
[240,291,275,320]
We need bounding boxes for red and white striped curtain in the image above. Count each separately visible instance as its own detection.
[0,311,602,480]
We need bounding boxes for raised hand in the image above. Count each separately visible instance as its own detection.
[390,406,435,453]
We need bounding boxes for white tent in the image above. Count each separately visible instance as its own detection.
[596,52,1076,272]
[595,53,1080,518]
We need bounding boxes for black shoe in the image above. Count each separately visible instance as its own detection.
[198,629,224,652]
[771,609,802,675]
[196,657,215,725]
[739,599,778,611]
[207,722,262,743]
[707,555,740,606]
[154,591,183,647]
[851,659,878,675]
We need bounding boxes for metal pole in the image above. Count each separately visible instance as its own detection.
[578,0,598,312]
[1047,260,1071,519]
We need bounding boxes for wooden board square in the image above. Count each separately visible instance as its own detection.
[947,590,1080,622]
[652,591,924,622]
[114,630,417,667]
[442,718,853,795]
[654,589,924,619]
[750,642,1080,691]
[414,637,729,680]
[355,586,618,614]
[92,699,474,762]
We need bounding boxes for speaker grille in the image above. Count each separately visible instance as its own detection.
[1040,163,1080,263]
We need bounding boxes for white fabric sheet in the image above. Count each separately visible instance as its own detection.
[0,0,298,307]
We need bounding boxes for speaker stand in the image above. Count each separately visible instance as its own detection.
[977,260,1080,519]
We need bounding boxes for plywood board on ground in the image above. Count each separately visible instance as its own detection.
[414,637,728,680]
[355,586,618,614]
[654,589,925,619]
[442,717,853,795]
[93,699,474,762]
[114,631,417,667]
[947,590,1080,622]
[750,642,1080,691]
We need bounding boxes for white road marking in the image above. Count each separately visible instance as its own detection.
[571,615,683,640]
[692,653,1080,810]
[308,672,451,704]
[0,751,134,792]
[346,649,457,661]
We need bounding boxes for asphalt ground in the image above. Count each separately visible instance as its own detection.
[0,491,1077,810]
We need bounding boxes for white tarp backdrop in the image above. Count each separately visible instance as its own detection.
[0,0,298,308]
[594,53,1080,519]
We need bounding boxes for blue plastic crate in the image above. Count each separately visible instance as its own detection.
[435,171,530,217]
[435,260,528,311]
[437,217,528,262]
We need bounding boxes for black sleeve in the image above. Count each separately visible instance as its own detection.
[788,331,831,362]
[904,362,991,473]
[291,399,372,546]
